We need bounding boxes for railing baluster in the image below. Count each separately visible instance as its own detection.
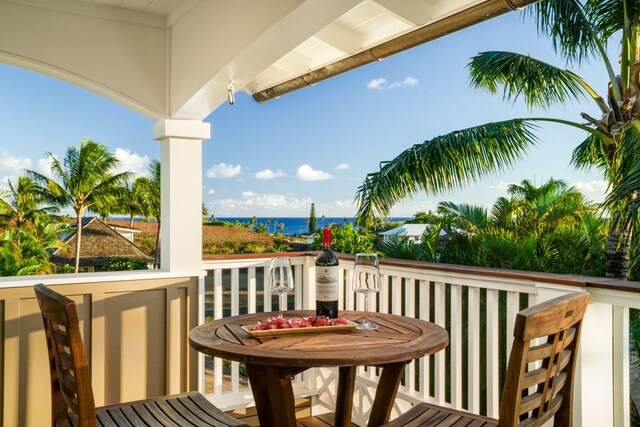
[505,291,519,359]
[248,267,256,314]
[468,286,480,413]
[344,267,354,311]
[405,278,416,393]
[486,289,500,418]
[419,279,430,400]
[391,275,401,315]
[294,264,303,310]
[380,274,389,314]
[231,268,239,317]
[434,281,446,403]
[450,283,462,407]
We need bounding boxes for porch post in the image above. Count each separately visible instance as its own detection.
[152,119,210,272]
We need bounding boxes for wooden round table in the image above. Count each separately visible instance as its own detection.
[189,310,448,427]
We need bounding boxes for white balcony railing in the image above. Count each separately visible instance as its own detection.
[201,252,640,427]
[0,254,637,426]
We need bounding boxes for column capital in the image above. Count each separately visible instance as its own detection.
[152,119,211,141]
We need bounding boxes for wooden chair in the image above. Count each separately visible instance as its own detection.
[34,283,248,427]
[383,291,590,427]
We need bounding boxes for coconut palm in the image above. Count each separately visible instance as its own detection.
[356,0,640,279]
[27,139,131,273]
[137,160,161,268]
[0,176,58,227]
[111,178,154,228]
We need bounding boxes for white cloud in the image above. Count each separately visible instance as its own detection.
[36,156,56,179]
[403,76,419,87]
[210,192,313,216]
[0,150,32,175]
[572,180,608,194]
[207,189,216,195]
[489,181,515,191]
[367,76,419,91]
[296,164,331,181]
[113,148,150,177]
[335,163,350,170]
[255,168,286,180]
[0,150,33,187]
[367,78,387,90]
[206,162,242,179]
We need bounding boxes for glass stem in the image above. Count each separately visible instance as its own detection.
[364,293,369,325]
[279,293,287,317]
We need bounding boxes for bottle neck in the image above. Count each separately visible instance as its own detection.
[322,228,332,249]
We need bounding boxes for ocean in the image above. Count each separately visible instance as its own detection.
[216,217,409,236]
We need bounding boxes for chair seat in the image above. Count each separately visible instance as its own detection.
[72,392,248,427]
[382,402,497,427]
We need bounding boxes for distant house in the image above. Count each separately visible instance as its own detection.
[379,224,428,243]
[51,217,154,272]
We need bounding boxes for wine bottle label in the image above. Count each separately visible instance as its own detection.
[316,266,339,301]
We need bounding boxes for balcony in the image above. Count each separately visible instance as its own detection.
[2,253,637,426]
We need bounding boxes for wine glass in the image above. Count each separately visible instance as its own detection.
[352,253,381,330]
[268,257,294,318]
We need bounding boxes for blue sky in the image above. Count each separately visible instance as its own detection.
[0,10,614,218]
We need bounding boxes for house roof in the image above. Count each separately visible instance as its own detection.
[51,217,153,267]
[379,224,428,237]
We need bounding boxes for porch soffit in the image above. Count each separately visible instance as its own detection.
[0,0,522,121]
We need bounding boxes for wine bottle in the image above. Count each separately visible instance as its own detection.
[315,227,339,318]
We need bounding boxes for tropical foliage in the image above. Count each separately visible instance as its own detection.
[356,0,640,278]
[380,179,606,276]
[27,139,131,273]
[311,223,374,254]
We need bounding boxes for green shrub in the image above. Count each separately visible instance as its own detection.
[103,258,149,271]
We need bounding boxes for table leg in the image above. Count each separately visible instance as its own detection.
[245,363,302,427]
[367,362,406,427]
[334,366,356,427]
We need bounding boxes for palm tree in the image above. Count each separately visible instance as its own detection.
[137,160,161,268]
[393,178,603,274]
[356,0,640,279]
[27,139,131,273]
[112,178,153,228]
[0,176,58,227]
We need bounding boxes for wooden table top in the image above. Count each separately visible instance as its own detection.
[189,310,449,368]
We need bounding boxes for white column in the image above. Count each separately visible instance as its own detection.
[152,119,210,273]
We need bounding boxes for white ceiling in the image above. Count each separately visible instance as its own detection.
[1,0,512,119]
[75,0,492,94]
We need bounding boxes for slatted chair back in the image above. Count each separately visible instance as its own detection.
[35,284,97,427]
[498,292,590,427]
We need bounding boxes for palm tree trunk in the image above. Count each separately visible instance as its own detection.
[129,216,134,228]
[74,213,82,273]
[605,224,630,279]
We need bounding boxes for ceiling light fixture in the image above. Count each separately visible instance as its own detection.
[227,82,235,105]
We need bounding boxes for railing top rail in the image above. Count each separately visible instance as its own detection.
[202,252,640,293]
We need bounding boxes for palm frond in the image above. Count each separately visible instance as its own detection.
[355,119,538,225]
[571,133,612,175]
[587,0,640,40]
[526,0,621,100]
[437,201,489,232]
[606,120,640,241]
[468,51,595,109]
[527,0,600,64]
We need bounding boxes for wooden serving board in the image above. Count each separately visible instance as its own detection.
[242,320,357,337]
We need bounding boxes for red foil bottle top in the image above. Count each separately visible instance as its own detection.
[322,227,332,248]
